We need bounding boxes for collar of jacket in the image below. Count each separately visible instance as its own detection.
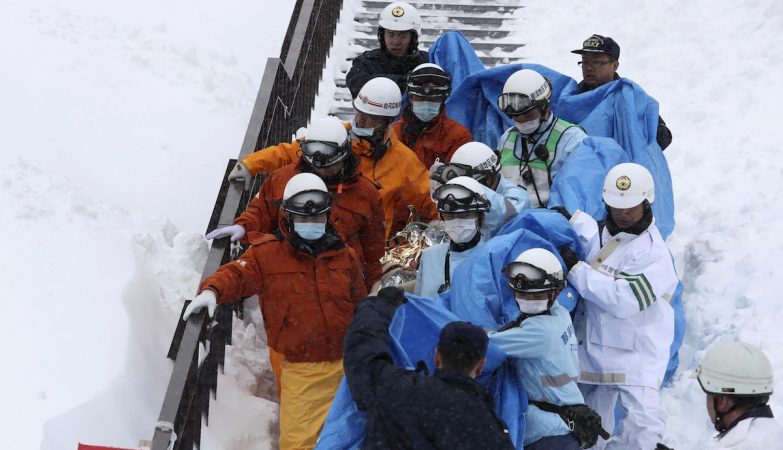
[401,106,443,146]
[351,131,391,160]
[719,404,774,437]
[434,368,495,405]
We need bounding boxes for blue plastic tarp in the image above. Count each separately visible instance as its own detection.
[428,30,486,92]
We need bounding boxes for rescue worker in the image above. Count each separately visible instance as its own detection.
[390,63,472,168]
[346,2,428,98]
[415,176,490,298]
[572,34,673,150]
[343,286,515,449]
[489,248,607,450]
[496,69,587,208]
[558,163,679,450]
[183,173,367,450]
[431,141,527,238]
[228,77,435,238]
[207,116,385,289]
[695,341,783,449]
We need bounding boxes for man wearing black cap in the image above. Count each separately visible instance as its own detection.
[572,34,673,151]
[342,287,515,449]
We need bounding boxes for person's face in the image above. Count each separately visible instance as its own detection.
[511,108,542,124]
[706,393,717,424]
[384,29,413,57]
[353,110,388,132]
[608,203,644,229]
[313,160,345,178]
[580,53,619,88]
[291,213,327,224]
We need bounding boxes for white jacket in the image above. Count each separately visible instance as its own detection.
[567,210,678,389]
[705,416,783,449]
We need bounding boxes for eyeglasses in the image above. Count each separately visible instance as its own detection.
[578,60,614,69]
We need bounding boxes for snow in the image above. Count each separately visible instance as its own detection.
[1,0,293,448]
[4,0,783,448]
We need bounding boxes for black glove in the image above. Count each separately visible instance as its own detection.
[549,205,571,221]
[656,444,675,450]
[559,245,580,272]
[378,286,407,307]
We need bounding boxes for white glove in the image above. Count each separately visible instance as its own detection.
[205,224,246,242]
[227,162,253,191]
[429,161,445,197]
[183,290,217,321]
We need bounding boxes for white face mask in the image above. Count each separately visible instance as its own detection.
[515,119,540,135]
[411,101,442,122]
[443,218,479,244]
[515,297,549,315]
[350,117,376,137]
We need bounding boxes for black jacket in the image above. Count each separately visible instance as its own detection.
[343,294,515,450]
[346,48,429,98]
[577,75,672,151]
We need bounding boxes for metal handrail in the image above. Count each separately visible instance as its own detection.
[151,1,344,448]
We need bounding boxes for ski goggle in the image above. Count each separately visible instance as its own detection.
[299,139,350,168]
[407,73,450,99]
[432,183,490,213]
[502,261,565,293]
[430,162,498,184]
[282,189,332,216]
[497,92,537,117]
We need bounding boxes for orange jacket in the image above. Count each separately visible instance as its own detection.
[200,227,367,363]
[241,128,436,237]
[234,160,385,289]
[391,110,473,169]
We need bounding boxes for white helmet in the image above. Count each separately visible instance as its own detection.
[282,173,331,216]
[432,176,490,213]
[450,142,500,174]
[603,163,655,209]
[300,117,350,168]
[697,341,774,397]
[503,248,565,293]
[498,69,552,116]
[354,77,402,117]
[378,2,421,33]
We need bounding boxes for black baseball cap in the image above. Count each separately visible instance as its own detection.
[572,34,620,60]
[437,321,489,359]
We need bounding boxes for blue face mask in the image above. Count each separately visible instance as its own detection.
[411,101,442,122]
[294,222,326,240]
[350,117,376,137]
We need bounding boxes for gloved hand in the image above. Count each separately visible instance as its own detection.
[183,290,217,321]
[429,161,445,196]
[205,224,246,242]
[559,245,580,272]
[549,205,571,221]
[227,162,253,191]
[378,286,408,307]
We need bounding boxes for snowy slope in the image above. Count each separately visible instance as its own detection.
[4,0,783,449]
[0,0,293,448]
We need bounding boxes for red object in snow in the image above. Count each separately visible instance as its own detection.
[78,444,144,450]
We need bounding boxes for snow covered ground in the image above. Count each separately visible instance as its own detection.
[1,0,293,448]
[4,0,783,448]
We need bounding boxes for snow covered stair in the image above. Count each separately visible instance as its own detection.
[327,0,527,119]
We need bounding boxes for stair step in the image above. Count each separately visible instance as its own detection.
[353,12,515,27]
[352,37,523,53]
[361,1,522,14]
[353,24,514,39]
